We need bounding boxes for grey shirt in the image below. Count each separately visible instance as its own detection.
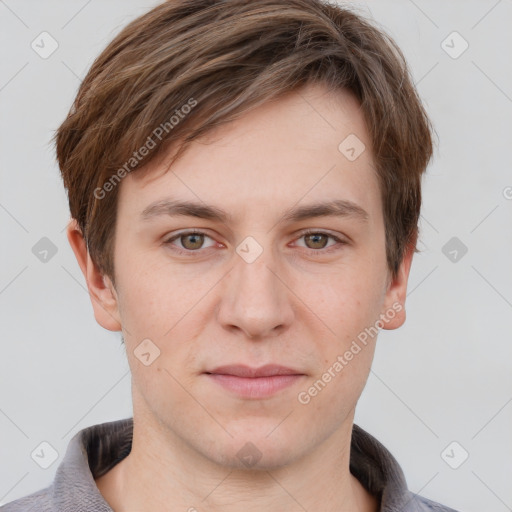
[2,417,460,511]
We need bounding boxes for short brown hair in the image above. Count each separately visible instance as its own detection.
[55,0,433,286]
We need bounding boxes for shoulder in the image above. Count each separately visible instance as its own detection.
[1,486,53,511]
[1,418,132,512]
[406,492,462,512]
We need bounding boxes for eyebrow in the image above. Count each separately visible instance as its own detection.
[140,198,369,224]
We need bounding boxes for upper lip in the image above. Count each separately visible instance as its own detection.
[206,364,303,378]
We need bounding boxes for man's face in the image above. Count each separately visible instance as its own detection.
[89,83,411,469]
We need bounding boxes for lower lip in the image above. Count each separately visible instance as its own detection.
[205,373,303,399]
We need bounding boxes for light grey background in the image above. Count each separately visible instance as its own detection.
[1,1,511,510]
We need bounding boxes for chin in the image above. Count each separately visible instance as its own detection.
[201,429,307,471]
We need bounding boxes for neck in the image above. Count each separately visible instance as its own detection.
[96,413,378,512]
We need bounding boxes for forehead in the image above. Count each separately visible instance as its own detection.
[119,83,381,223]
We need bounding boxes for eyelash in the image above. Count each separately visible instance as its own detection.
[163,229,347,257]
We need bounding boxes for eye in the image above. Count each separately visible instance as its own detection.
[164,230,217,254]
[163,229,347,256]
[293,230,346,253]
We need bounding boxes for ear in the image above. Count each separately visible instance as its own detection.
[66,219,122,331]
[380,236,416,330]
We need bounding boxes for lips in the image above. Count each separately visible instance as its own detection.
[205,364,303,378]
[204,364,305,399]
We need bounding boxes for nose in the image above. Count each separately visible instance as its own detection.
[216,247,295,340]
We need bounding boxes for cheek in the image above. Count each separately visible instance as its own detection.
[298,264,386,390]
[298,277,381,414]
[114,251,186,332]
[303,263,386,330]
[115,256,211,370]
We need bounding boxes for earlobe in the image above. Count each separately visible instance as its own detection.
[66,219,122,332]
[381,239,416,331]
